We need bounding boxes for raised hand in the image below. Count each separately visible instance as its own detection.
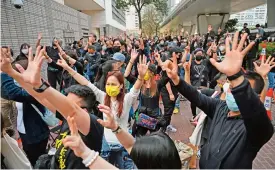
[17,46,46,88]
[254,56,275,78]
[130,48,138,61]
[57,54,70,70]
[38,33,42,40]
[154,50,161,62]
[218,27,222,34]
[211,42,217,52]
[185,46,190,53]
[163,54,178,81]
[137,55,149,78]
[183,55,192,72]
[0,47,13,74]
[62,116,87,158]
[209,32,255,76]
[97,104,118,131]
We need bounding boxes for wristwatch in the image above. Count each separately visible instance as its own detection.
[227,70,243,81]
[33,79,50,93]
[112,125,122,134]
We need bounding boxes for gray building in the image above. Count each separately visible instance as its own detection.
[1,0,91,55]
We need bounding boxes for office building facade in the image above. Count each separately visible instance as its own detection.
[125,6,139,34]
[230,4,267,28]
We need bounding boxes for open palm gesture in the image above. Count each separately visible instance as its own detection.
[254,56,275,78]
[17,46,46,88]
[0,47,13,74]
[210,32,255,76]
[137,55,149,78]
[97,104,118,131]
[130,48,138,61]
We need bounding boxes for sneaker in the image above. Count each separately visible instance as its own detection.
[166,125,177,133]
[173,108,179,114]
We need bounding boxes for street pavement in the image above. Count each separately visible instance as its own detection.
[166,100,275,169]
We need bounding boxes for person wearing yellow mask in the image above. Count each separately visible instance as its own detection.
[60,55,149,169]
[124,53,170,137]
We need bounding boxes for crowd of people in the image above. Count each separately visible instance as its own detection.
[1,23,274,169]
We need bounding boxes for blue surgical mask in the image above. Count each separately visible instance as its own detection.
[225,92,239,112]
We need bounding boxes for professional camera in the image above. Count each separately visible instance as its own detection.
[12,0,24,9]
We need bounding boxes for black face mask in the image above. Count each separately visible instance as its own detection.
[195,55,203,61]
[134,44,140,49]
[113,46,121,53]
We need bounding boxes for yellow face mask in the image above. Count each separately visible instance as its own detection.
[218,83,223,88]
[106,85,120,97]
[144,71,151,81]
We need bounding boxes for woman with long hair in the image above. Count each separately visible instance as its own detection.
[15,43,30,61]
[124,50,169,137]
[56,54,148,169]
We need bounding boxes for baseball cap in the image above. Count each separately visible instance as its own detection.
[112,52,125,62]
[169,46,183,53]
[148,64,157,74]
[193,48,204,55]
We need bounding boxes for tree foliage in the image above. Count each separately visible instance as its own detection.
[142,5,162,36]
[224,18,238,33]
[116,0,167,29]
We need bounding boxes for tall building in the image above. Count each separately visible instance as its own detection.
[230,4,267,28]
[65,0,126,37]
[125,6,139,34]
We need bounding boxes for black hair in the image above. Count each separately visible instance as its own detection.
[130,131,181,169]
[65,50,78,60]
[2,46,14,57]
[256,24,260,28]
[64,85,102,119]
[11,59,28,72]
[113,39,121,45]
[244,71,264,95]
[19,43,30,52]
[90,33,97,40]
[94,60,116,82]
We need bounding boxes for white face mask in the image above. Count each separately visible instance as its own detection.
[21,49,28,55]
[219,46,225,52]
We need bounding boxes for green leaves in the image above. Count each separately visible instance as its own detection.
[116,0,167,29]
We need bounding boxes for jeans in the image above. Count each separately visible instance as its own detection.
[268,72,275,89]
[174,95,181,109]
[101,137,136,169]
[161,92,178,130]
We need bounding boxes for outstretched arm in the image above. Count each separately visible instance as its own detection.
[0,47,92,135]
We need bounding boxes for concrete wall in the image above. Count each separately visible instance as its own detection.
[267,0,275,27]
[1,0,91,55]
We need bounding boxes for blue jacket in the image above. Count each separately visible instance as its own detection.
[1,73,49,144]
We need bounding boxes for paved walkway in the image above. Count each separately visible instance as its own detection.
[166,100,275,169]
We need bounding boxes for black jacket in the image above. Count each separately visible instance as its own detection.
[173,78,273,169]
